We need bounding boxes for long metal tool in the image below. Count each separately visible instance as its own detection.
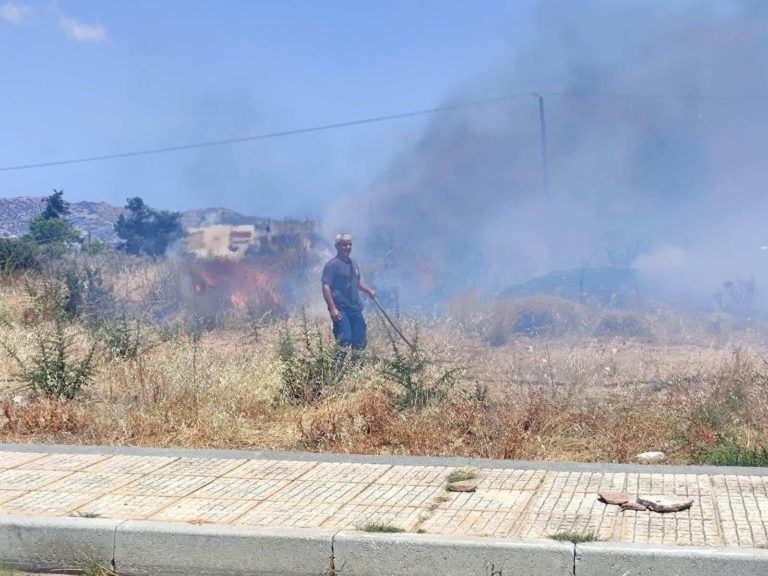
[372,296,415,350]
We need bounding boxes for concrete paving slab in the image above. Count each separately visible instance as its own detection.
[75,493,178,520]
[323,503,426,531]
[221,459,316,480]
[234,500,341,528]
[0,451,47,469]
[298,461,391,483]
[149,496,258,524]
[1,491,97,516]
[421,507,522,537]
[153,457,247,477]
[17,453,110,471]
[83,454,178,474]
[191,477,289,500]
[374,465,452,486]
[0,470,71,491]
[43,471,141,494]
[114,473,217,497]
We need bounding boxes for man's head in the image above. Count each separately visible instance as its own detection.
[335,233,353,259]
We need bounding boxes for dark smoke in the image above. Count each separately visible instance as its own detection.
[328,0,768,311]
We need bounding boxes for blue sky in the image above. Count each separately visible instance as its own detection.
[0,0,533,216]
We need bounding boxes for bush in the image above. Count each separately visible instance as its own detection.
[377,324,462,409]
[486,296,587,345]
[3,313,97,399]
[99,311,142,360]
[276,312,339,406]
[0,236,38,273]
[24,265,114,326]
[695,440,768,467]
[592,310,650,338]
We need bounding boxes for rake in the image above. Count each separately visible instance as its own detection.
[371,296,415,351]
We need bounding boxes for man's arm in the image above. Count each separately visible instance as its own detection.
[322,282,342,321]
[358,278,376,300]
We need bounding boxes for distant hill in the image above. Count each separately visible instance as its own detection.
[0,197,312,243]
[501,267,642,307]
[0,197,123,242]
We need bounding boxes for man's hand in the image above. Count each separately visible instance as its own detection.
[329,307,342,322]
[366,288,376,300]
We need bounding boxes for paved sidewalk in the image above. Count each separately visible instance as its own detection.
[1,443,767,549]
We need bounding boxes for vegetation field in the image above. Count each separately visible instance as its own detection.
[2,252,768,467]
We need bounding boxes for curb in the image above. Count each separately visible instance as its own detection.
[576,541,768,576]
[0,514,118,573]
[3,441,768,476]
[333,531,574,576]
[114,520,334,576]
[1,514,335,575]
[4,514,768,576]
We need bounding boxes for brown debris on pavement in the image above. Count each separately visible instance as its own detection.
[621,501,648,512]
[447,480,478,492]
[637,495,694,513]
[598,490,630,505]
[598,491,694,513]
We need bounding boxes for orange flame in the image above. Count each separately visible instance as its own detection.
[187,258,283,315]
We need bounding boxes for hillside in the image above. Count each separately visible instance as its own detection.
[0,197,310,243]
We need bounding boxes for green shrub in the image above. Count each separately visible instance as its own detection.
[276,311,340,406]
[3,312,97,399]
[691,388,744,430]
[377,324,462,409]
[63,264,115,326]
[24,265,114,326]
[0,236,39,274]
[695,440,768,467]
[99,311,142,360]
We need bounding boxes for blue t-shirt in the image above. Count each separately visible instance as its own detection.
[322,256,362,310]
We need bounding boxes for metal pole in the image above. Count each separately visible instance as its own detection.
[534,93,550,195]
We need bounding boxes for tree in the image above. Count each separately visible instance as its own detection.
[114,197,182,256]
[42,189,69,219]
[27,189,81,253]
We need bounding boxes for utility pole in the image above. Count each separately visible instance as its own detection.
[534,93,550,195]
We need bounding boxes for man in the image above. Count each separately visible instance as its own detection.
[322,233,376,355]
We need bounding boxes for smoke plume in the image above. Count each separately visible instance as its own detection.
[328,0,768,311]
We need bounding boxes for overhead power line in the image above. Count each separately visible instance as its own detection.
[0,92,536,173]
[4,89,768,173]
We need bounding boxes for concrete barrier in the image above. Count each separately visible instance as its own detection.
[0,514,119,573]
[575,542,768,576]
[333,531,574,576]
[113,521,334,576]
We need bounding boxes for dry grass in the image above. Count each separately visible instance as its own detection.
[1,267,768,465]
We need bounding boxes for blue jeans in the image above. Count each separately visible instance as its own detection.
[332,307,367,350]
